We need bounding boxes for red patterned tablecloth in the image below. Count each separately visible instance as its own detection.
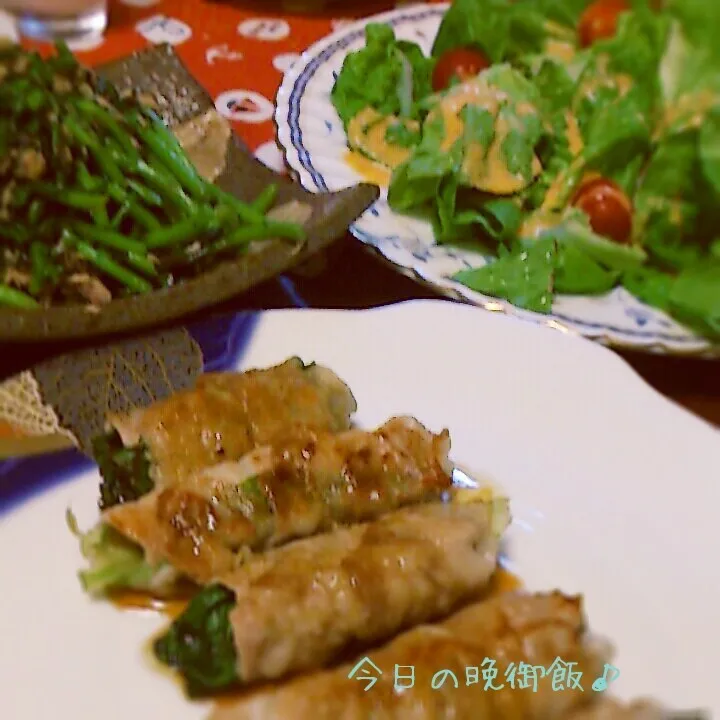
[17,0,443,167]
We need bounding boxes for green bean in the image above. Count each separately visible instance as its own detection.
[77,162,101,192]
[111,203,130,230]
[144,211,219,249]
[27,199,44,225]
[127,179,162,207]
[74,222,148,255]
[30,182,106,212]
[0,284,40,309]
[250,184,278,214]
[127,252,158,276]
[126,199,161,231]
[132,110,208,199]
[207,220,306,255]
[63,114,124,185]
[106,184,159,230]
[74,240,152,294]
[127,157,196,216]
[10,185,31,209]
[25,87,45,112]
[259,220,306,242]
[53,41,77,72]
[207,185,266,225]
[29,241,55,295]
[0,224,30,245]
[73,97,137,158]
[92,204,110,227]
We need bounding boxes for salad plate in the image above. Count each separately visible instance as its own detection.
[1,300,719,719]
[276,2,720,356]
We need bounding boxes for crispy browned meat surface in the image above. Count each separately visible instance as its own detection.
[210,592,609,720]
[107,358,357,487]
[103,416,454,582]
[220,498,507,683]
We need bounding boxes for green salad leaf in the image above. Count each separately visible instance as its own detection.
[594,1,669,110]
[454,212,644,307]
[516,0,590,28]
[454,236,556,313]
[432,0,549,63]
[330,0,720,340]
[700,110,720,193]
[331,23,434,130]
[622,266,674,312]
[669,261,720,338]
[554,242,619,295]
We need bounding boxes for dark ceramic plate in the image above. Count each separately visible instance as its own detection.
[0,45,378,342]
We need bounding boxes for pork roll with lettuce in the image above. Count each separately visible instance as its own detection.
[75,416,454,596]
[154,492,508,693]
[92,357,357,509]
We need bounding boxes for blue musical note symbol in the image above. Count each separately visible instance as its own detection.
[592,663,621,692]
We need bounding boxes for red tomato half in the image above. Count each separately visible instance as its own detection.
[578,0,630,47]
[572,177,633,244]
[432,47,491,92]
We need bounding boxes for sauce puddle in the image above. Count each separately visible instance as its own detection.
[110,591,190,620]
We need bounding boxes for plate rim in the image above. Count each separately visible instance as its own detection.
[275,2,719,358]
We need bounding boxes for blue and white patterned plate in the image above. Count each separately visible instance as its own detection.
[1,301,719,718]
[276,3,717,357]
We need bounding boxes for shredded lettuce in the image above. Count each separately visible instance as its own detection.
[67,509,179,597]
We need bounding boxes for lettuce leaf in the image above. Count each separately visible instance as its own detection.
[431,0,568,63]
[454,237,556,313]
[331,23,434,130]
[669,261,720,338]
[453,214,639,310]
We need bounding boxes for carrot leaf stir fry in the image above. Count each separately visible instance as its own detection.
[0,42,304,308]
[332,0,720,339]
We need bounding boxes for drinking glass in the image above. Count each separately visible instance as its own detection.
[2,0,107,42]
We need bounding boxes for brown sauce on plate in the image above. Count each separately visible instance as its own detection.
[109,591,189,620]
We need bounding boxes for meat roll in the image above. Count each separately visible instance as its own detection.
[93,357,357,509]
[101,416,455,583]
[154,494,508,693]
[209,592,611,720]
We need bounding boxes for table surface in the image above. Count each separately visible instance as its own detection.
[1,0,718,438]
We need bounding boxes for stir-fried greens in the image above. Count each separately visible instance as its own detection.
[331,0,720,339]
[0,42,304,309]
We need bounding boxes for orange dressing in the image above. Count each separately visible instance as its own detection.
[343,150,392,186]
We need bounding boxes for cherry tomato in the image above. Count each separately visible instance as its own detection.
[432,47,491,92]
[572,177,633,244]
[578,0,630,47]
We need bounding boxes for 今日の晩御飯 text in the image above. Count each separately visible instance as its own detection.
[347,656,621,694]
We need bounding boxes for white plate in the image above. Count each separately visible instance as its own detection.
[1,301,718,719]
[276,3,718,357]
